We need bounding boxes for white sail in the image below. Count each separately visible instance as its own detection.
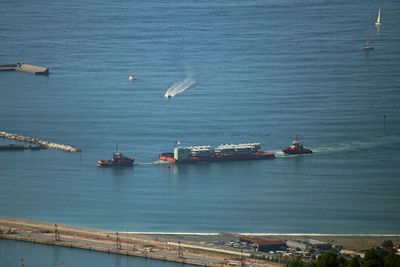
[375,9,381,26]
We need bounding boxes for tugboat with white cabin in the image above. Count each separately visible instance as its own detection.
[97,145,134,167]
[282,136,313,155]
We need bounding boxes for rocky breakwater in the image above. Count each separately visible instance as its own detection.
[0,131,81,153]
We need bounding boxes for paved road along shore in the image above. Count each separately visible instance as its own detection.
[3,217,396,266]
[0,217,281,267]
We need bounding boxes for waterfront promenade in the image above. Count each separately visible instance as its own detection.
[2,217,399,266]
[0,217,281,267]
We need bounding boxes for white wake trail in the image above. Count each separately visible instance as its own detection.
[164,77,196,98]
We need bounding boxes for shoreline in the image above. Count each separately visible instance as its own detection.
[1,217,399,266]
[0,217,282,267]
[125,232,400,237]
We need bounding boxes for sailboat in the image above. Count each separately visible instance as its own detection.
[374,8,381,26]
[363,38,374,50]
[128,73,136,80]
[128,66,137,80]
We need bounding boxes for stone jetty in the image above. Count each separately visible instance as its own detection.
[0,131,81,153]
[0,62,49,75]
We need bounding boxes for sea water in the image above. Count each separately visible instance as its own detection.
[1,0,400,264]
[0,239,193,267]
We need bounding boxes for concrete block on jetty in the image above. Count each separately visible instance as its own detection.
[0,144,46,151]
[0,131,81,153]
[0,62,49,75]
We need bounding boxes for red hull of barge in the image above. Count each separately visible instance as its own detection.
[158,153,176,162]
[158,152,274,164]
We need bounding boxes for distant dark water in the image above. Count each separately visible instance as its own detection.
[1,0,400,237]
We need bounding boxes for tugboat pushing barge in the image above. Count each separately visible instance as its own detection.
[282,136,313,155]
[159,143,275,164]
[97,145,134,167]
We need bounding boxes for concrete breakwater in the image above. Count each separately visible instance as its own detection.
[0,62,49,75]
[0,131,81,153]
[0,144,46,151]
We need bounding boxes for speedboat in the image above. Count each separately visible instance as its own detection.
[97,146,134,167]
[282,136,313,155]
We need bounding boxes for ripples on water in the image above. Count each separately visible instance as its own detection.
[0,239,193,267]
[0,0,399,237]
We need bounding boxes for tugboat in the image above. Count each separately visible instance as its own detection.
[97,145,134,167]
[282,136,313,155]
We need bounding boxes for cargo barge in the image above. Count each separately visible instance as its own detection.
[159,143,275,163]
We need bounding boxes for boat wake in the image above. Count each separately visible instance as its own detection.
[274,135,399,158]
[135,160,170,166]
[273,150,313,158]
[164,77,195,98]
[273,150,286,158]
[135,136,398,165]
[314,135,399,155]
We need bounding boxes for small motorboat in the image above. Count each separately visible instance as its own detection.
[282,136,313,155]
[128,74,136,80]
[97,146,134,167]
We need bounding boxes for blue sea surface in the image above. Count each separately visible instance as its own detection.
[1,0,400,238]
[0,239,193,267]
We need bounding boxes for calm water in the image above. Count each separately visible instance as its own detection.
[1,0,400,237]
[0,239,193,267]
